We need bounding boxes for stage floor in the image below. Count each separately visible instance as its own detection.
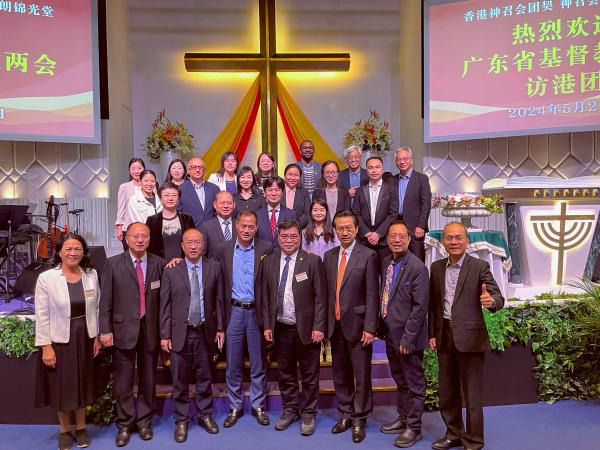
[0,401,598,450]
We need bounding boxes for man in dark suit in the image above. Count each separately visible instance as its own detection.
[339,145,369,203]
[352,156,398,260]
[160,228,224,442]
[429,222,504,450]
[257,176,298,249]
[390,147,432,262]
[378,220,429,448]
[178,157,220,228]
[199,191,237,259]
[99,222,165,447]
[262,220,326,436]
[281,163,311,228]
[324,210,379,443]
[217,209,272,428]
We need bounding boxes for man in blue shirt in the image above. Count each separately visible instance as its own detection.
[216,210,272,428]
[389,147,432,262]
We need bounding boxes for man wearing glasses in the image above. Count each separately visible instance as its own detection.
[339,145,369,202]
[99,222,165,446]
[179,157,220,228]
[389,147,431,262]
[159,228,224,442]
[378,220,429,448]
[261,220,326,436]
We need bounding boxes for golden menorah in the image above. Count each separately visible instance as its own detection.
[529,202,595,285]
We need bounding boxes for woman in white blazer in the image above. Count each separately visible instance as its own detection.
[207,151,238,192]
[116,158,145,249]
[127,169,162,228]
[35,233,101,450]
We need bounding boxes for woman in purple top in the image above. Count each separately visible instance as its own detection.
[301,199,339,260]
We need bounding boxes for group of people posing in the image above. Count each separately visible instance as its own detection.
[34,142,504,450]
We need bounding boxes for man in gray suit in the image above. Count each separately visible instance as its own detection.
[378,220,429,448]
[199,191,237,259]
[389,147,432,262]
[429,222,504,450]
[160,228,224,442]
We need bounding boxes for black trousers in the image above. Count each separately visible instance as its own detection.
[170,324,214,423]
[274,322,321,417]
[330,321,373,423]
[408,238,425,262]
[438,319,485,450]
[384,334,425,432]
[113,319,157,430]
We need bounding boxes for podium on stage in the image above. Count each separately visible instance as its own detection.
[483,176,600,294]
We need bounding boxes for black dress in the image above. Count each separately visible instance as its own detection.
[35,279,97,411]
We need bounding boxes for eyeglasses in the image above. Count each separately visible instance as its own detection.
[389,233,409,241]
[183,240,204,246]
[324,170,338,176]
[189,165,205,170]
[279,234,300,241]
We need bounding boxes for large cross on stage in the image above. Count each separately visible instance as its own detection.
[184,0,350,158]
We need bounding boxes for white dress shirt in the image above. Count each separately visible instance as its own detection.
[278,251,298,325]
[368,178,383,226]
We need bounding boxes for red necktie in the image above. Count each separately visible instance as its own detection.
[135,259,146,317]
[270,208,277,238]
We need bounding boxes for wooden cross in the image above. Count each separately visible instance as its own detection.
[184,0,350,157]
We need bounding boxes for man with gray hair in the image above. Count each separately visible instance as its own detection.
[390,146,431,262]
[339,145,369,202]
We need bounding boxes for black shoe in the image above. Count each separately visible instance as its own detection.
[138,426,153,441]
[331,418,352,434]
[394,429,422,448]
[352,424,366,443]
[223,409,243,428]
[431,437,462,449]
[73,429,91,448]
[115,429,130,447]
[252,408,270,426]
[275,410,299,431]
[174,422,188,443]
[58,432,73,450]
[198,415,219,434]
[300,415,316,436]
[380,417,406,434]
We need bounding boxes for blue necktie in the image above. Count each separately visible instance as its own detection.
[277,256,291,319]
[189,265,203,326]
[223,220,231,241]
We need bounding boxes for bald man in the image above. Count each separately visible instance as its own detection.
[178,157,220,228]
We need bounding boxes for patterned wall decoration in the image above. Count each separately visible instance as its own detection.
[0,140,110,248]
[423,131,600,232]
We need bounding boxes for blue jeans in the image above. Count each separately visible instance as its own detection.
[225,306,267,411]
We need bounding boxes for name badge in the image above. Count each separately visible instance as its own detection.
[151,280,161,290]
[84,289,95,297]
[295,272,308,282]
